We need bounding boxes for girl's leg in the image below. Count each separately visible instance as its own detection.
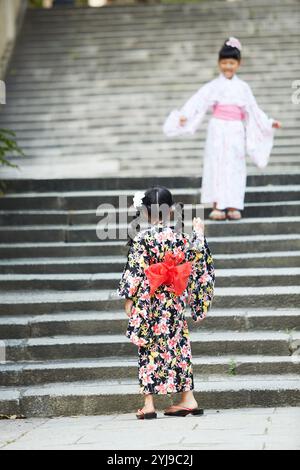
[144,393,155,411]
[137,393,156,415]
[164,390,198,413]
[176,390,198,408]
[209,202,226,220]
[227,207,242,220]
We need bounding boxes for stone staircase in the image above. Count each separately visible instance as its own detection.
[0,0,299,417]
[0,175,299,417]
[0,0,299,178]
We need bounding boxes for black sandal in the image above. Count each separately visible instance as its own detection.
[136,408,157,420]
[164,405,204,417]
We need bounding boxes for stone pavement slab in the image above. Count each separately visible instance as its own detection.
[0,407,299,450]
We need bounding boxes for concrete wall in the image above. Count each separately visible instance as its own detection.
[0,0,25,76]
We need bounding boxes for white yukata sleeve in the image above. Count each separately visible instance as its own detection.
[244,83,276,169]
[163,82,213,137]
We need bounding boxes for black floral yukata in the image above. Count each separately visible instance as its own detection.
[117,222,215,396]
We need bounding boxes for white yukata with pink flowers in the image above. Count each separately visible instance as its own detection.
[163,73,276,211]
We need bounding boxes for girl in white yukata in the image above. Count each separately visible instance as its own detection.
[163,37,282,220]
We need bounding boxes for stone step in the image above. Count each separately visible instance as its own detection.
[5,164,300,180]
[3,155,299,173]
[22,7,300,19]
[1,0,299,419]
[5,81,300,98]
[25,2,299,13]
[2,131,299,147]
[0,286,299,316]
[0,268,299,291]
[0,308,299,340]
[7,67,300,83]
[7,62,300,77]
[6,73,300,91]
[0,251,299,275]
[4,138,299,154]
[0,217,299,243]
[24,0,300,13]
[2,84,297,101]
[3,330,300,361]
[21,6,300,23]
[6,147,300,163]
[0,355,299,387]
[3,124,299,140]
[23,14,299,27]
[6,154,300,170]
[0,235,299,258]
[4,72,300,89]
[2,175,299,192]
[3,92,299,114]
[4,78,299,92]
[3,103,296,121]
[1,118,299,134]
[17,20,300,37]
[125,154,300,165]
[12,60,298,76]
[1,107,298,122]
[16,163,296,176]
[1,374,299,417]
[0,183,300,212]
[10,48,300,65]
[2,157,300,173]
[2,142,298,158]
[3,94,298,110]
[0,201,299,226]
[7,71,300,87]
[1,164,300,180]
[18,22,300,40]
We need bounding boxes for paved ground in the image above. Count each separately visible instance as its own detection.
[0,407,299,450]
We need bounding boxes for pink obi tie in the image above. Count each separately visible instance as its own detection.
[212,104,246,121]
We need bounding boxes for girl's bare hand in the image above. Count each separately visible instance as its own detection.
[179,115,187,126]
[193,217,204,236]
[125,299,133,317]
[272,120,282,129]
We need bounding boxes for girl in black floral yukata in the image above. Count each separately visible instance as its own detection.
[117,186,215,419]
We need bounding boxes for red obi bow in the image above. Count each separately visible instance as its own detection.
[145,251,193,296]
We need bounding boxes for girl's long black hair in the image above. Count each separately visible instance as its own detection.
[219,38,241,62]
[126,185,184,246]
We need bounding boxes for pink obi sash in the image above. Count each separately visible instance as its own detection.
[212,104,246,121]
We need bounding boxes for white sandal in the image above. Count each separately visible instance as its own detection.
[227,209,242,220]
[208,209,226,220]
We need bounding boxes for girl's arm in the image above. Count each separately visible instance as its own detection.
[163,81,213,137]
[125,298,133,317]
[186,218,216,322]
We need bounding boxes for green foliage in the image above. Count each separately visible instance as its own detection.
[0,129,24,195]
[0,129,24,168]
[29,0,44,7]
[228,359,237,376]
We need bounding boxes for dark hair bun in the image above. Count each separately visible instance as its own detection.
[126,186,176,246]
[219,37,241,61]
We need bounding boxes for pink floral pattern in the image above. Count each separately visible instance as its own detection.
[117,222,215,395]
